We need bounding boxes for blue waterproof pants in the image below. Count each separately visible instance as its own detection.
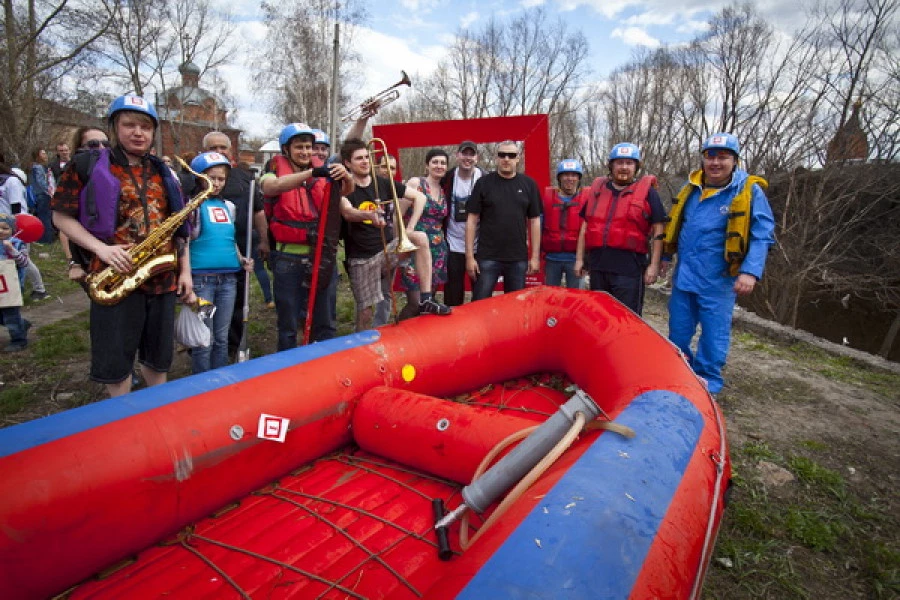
[667,286,736,394]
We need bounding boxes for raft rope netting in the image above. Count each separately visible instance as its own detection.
[77,376,605,599]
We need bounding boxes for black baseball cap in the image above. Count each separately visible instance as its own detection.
[458,140,477,153]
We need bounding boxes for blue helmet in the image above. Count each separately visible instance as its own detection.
[556,159,583,179]
[702,133,740,157]
[279,122,315,149]
[190,151,231,174]
[608,143,641,164]
[312,129,330,147]
[107,94,158,125]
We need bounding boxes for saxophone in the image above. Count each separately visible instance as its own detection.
[87,157,213,305]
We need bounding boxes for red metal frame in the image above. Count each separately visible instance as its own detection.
[373,114,551,288]
[372,114,551,187]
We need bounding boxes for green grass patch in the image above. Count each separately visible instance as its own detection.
[734,330,778,354]
[798,439,829,452]
[787,455,844,490]
[782,343,900,395]
[26,240,81,302]
[0,383,35,414]
[30,317,90,363]
[784,507,846,551]
[743,440,780,462]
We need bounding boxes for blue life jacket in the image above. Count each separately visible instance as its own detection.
[190,198,241,273]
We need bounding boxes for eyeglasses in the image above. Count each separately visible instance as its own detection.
[85,140,111,149]
[497,152,518,159]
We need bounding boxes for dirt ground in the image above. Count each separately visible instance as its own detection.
[2,288,898,598]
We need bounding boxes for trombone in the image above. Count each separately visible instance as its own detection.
[342,71,411,122]
[367,138,418,255]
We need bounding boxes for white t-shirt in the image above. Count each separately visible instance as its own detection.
[446,167,483,253]
[0,173,28,215]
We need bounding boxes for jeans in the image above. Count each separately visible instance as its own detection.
[544,259,583,289]
[472,259,527,301]
[251,244,273,303]
[272,252,336,350]
[34,194,55,244]
[0,307,28,346]
[191,273,237,374]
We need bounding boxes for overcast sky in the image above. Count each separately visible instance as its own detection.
[221,0,810,140]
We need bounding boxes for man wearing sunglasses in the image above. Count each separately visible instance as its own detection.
[465,141,542,301]
[660,132,775,397]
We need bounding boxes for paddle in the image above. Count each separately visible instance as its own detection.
[236,179,255,363]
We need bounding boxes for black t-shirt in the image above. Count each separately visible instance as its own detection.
[468,172,542,261]
[579,180,667,276]
[345,176,407,259]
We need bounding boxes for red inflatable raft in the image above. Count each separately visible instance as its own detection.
[0,287,730,599]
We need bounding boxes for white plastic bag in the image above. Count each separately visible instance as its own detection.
[175,305,211,348]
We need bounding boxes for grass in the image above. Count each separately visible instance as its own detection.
[705,436,899,599]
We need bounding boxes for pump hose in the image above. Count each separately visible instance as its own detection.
[459,411,587,550]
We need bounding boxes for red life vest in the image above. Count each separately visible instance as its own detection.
[541,187,588,253]
[584,176,656,254]
[265,155,329,244]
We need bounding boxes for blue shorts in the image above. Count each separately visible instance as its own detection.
[90,291,176,384]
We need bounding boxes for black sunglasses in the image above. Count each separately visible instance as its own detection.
[497,151,518,159]
[85,140,111,149]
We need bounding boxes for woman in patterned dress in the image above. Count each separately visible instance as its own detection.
[398,148,449,320]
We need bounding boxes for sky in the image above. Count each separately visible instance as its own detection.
[222,0,804,141]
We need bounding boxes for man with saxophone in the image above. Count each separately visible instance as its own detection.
[51,94,193,397]
[260,123,353,350]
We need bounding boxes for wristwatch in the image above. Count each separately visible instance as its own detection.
[67,260,79,269]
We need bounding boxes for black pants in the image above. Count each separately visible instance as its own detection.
[444,251,474,306]
[589,270,645,315]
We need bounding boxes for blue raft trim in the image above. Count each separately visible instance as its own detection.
[0,331,380,458]
[456,390,705,599]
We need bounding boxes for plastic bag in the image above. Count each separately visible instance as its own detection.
[175,305,211,348]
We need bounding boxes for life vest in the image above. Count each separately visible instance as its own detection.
[265,155,328,245]
[541,187,588,253]
[664,174,767,276]
[75,148,187,242]
[190,199,241,273]
[583,175,656,253]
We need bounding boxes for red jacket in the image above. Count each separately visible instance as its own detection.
[583,176,656,254]
[265,155,328,244]
[541,187,588,254]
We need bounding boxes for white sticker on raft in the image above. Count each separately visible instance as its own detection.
[258,414,290,443]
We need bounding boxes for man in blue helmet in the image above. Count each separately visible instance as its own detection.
[541,159,588,289]
[574,143,666,315]
[660,133,775,396]
[260,122,353,349]
[51,94,193,397]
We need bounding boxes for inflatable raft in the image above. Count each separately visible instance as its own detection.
[0,287,730,599]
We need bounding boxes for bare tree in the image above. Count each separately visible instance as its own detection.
[412,8,590,123]
[0,0,112,163]
[257,0,366,130]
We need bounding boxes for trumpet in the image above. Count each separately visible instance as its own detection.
[367,138,418,254]
[342,71,411,122]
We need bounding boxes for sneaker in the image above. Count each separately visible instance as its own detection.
[3,343,27,353]
[419,297,452,316]
[30,290,50,301]
[266,301,276,309]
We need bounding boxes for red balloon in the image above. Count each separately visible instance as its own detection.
[14,214,45,244]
